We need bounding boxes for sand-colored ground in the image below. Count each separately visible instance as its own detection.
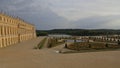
[0,37,120,68]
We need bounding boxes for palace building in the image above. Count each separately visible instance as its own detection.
[0,13,36,48]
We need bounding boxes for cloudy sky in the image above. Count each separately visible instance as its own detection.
[0,0,120,30]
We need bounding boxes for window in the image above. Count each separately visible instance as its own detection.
[0,16,2,20]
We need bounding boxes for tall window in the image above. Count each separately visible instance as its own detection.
[0,16,2,20]
[0,26,2,36]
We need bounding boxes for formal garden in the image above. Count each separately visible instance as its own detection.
[63,37,120,54]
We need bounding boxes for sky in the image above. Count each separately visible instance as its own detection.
[0,0,120,30]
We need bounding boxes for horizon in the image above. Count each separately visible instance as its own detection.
[37,28,120,31]
[0,0,120,30]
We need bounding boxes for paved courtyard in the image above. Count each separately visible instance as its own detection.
[0,37,120,68]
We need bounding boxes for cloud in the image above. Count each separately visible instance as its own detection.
[71,15,120,29]
[49,0,120,20]
[0,0,120,30]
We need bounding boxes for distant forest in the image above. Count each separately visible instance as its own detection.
[36,29,120,36]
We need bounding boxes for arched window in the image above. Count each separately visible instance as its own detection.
[0,16,2,20]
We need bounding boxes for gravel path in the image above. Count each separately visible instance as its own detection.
[0,37,120,68]
[42,37,49,48]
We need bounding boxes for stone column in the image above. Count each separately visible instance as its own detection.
[2,26,5,36]
[6,26,9,46]
[9,37,12,45]
[12,37,14,44]
[11,37,13,45]
[0,25,2,48]
[6,26,8,36]
[2,26,5,47]
[12,27,14,35]
[0,26,2,48]
[8,38,10,46]
[14,37,15,44]
[6,38,8,46]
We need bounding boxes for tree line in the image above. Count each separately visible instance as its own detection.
[36,29,120,36]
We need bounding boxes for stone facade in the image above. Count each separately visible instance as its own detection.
[0,13,36,48]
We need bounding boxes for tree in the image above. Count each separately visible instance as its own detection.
[36,32,48,36]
